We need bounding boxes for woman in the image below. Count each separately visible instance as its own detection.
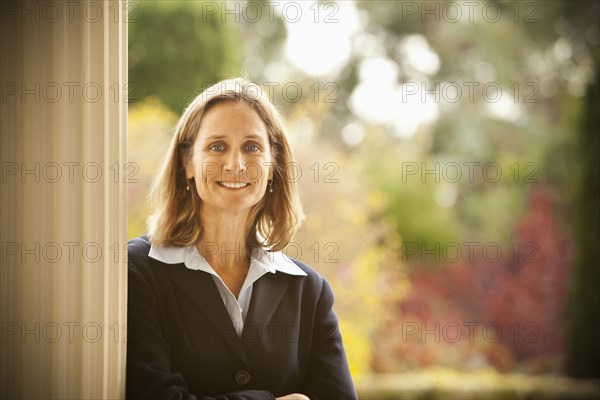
[126,78,357,399]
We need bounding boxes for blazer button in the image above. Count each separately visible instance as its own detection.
[235,370,251,386]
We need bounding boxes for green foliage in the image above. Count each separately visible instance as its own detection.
[357,130,460,260]
[129,0,242,113]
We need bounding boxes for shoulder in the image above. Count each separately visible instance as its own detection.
[288,258,335,303]
[289,257,322,282]
[128,234,151,258]
[127,235,156,274]
[127,235,178,293]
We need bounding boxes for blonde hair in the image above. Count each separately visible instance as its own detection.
[147,78,305,251]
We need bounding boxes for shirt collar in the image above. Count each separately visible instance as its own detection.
[148,243,307,277]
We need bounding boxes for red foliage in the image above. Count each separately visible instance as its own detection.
[381,185,573,373]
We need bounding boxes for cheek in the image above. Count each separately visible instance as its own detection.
[242,163,267,182]
[243,154,272,182]
[194,154,220,182]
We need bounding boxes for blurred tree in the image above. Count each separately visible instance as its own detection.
[237,2,288,83]
[342,0,598,374]
[356,130,461,258]
[129,0,242,113]
[380,185,573,374]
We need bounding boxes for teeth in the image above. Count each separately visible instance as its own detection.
[219,181,249,189]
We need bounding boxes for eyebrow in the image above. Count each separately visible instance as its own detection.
[202,134,267,141]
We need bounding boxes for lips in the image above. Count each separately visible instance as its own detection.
[217,181,250,189]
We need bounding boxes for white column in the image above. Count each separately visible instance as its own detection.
[0,1,128,398]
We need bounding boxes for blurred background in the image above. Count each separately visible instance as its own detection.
[127,1,599,398]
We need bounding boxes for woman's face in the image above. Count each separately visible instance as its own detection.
[184,100,274,216]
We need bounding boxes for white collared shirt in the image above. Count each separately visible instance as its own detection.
[149,243,307,337]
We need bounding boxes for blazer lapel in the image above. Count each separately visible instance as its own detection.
[167,264,250,368]
[241,272,290,351]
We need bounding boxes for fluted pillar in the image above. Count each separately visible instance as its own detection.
[1,1,128,398]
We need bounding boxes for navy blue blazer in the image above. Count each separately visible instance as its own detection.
[126,235,357,399]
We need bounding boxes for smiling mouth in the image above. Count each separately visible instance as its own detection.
[217,181,250,189]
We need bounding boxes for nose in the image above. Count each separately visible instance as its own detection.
[224,149,246,173]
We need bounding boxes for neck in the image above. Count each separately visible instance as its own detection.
[197,206,251,271]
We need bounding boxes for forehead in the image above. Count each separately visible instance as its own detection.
[197,100,268,140]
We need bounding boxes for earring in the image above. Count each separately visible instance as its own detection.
[269,179,273,193]
[186,184,190,191]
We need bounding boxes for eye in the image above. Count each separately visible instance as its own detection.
[245,143,260,152]
[209,143,225,152]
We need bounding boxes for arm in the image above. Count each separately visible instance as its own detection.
[302,279,358,400]
[126,257,276,400]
